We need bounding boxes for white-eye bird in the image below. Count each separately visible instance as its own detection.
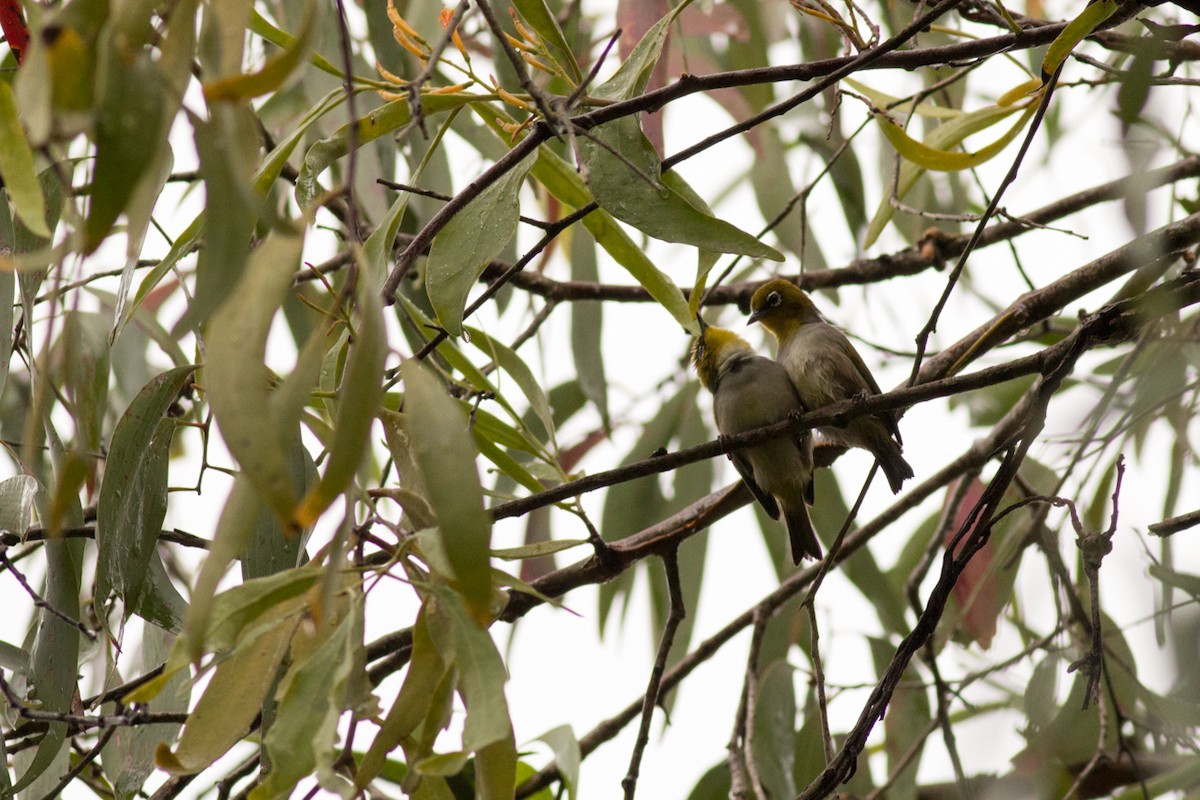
[691,317,821,563]
[747,279,914,494]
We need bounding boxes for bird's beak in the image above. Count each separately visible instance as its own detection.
[695,313,709,334]
[746,308,764,326]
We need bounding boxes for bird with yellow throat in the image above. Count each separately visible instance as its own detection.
[747,280,913,494]
[691,316,821,563]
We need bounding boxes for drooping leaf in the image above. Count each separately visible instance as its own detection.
[86,51,169,252]
[426,154,534,337]
[61,310,111,454]
[294,277,386,525]
[178,105,263,332]
[156,618,295,775]
[101,623,190,799]
[0,81,48,237]
[203,0,320,102]
[465,326,554,444]
[751,659,797,800]
[517,128,694,332]
[579,115,783,263]
[568,229,609,427]
[205,229,306,521]
[400,360,493,620]
[251,599,368,799]
[11,538,84,794]
[863,77,1041,246]
[97,364,187,617]
[1041,0,1118,79]
[185,476,269,663]
[429,584,512,753]
[354,604,450,793]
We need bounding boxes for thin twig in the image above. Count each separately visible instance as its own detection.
[0,548,97,640]
[728,606,771,799]
[621,547,685,800]
[908,67,1063,387]
[37,726,117,800]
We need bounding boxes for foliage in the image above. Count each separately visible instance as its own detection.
[0,0,1198,798]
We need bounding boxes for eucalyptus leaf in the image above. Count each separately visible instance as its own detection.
[401,360,492,619]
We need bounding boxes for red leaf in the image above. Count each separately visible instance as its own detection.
[943,476,1004,649]
[0,0,29,64]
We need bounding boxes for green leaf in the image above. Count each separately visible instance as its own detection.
[520,132,694,332]
[0,640,29,673]
[251,600,367,799]
[96,365,187,615]
[865,92,1038,247]
[11,539,83,793]
[363,192,410,290]
[429,585,512,752]
[427,153,534,337]
[751,659,797,800]
[491,539,587,560]
[295,278,386,525]
[474,434,546,494]
[512,0,581,83]
[248,8,343,78]
[873,100,1036,172]
[187,566,323,664]
[185,477,268,663]
[0,199,14,399]
[243,438,317,581]
[203,0,320,102]
[86,51,168,251]
[354,606,450,792]
[0,81,48,237]
[132,553,189,633]
[0,475,37,537]
[205,229,306,521]
[295,92,485,210]
[579,116,783,262]
[466,326,554,443]
[102,623,190,799]
[179,105,263,331]
[401,360,493,619]
[594,4,686,101]
[62,311,110,453]
[568,230,609,426]
[1041,0,1118,78]
[474,732,518,800]
[156,618,295,775]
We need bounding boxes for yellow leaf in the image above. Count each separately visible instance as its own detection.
[875,101,1035,172]
[1041,0,1118,79]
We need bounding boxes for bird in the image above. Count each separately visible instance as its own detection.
[747,279,913,494]
[691,316,821,563]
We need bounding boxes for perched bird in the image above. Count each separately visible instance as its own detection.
[747,279,913,494]
[691,317,821,563]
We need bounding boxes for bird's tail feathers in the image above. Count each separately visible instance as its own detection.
[782,501,821,564]
[878,444,914,494]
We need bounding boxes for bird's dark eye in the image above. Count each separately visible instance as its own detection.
[768,291,781,308]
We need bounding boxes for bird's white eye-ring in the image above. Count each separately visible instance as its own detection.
[767,291,781,308]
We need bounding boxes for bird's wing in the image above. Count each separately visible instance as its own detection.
[729,452,780,520]
[828,327,903,443]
